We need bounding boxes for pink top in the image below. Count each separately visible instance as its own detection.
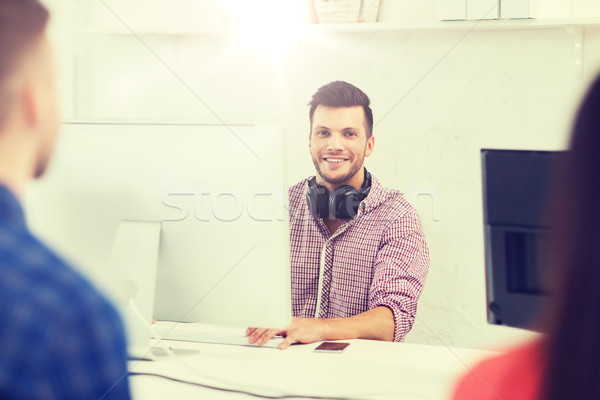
[452,340,543,400]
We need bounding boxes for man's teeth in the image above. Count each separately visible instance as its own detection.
[326,158,345,163]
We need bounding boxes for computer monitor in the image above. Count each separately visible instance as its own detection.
[481,149,564,329]
[24,122,292,331]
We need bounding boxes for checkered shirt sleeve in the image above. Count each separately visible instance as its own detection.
[369,208,429,342]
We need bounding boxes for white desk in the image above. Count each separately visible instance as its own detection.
[128,338,497,399]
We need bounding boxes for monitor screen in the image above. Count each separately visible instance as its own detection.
[481,149,564,329]
[24,122,292,330]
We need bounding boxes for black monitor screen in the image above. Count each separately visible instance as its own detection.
[481,149,564,329]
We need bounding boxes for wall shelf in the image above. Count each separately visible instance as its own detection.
[77,17,600,36]
[314,18,600,33]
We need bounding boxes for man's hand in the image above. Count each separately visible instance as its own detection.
[246,307,395,350]
[246,317,326,350]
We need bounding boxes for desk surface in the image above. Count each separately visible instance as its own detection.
[128,337,498,400]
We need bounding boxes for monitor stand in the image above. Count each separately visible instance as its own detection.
[105,220,197,361]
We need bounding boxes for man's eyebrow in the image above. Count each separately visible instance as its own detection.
[313,126,362,131]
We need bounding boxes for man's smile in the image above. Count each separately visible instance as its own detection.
[323,157,349,164]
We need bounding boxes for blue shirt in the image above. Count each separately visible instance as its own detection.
[0,185,131,399]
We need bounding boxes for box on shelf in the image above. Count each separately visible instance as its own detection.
[502,0,536,19]
[467,0,499,20]
[312,0,382,23]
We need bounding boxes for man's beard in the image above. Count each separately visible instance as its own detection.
[311,154,364,186]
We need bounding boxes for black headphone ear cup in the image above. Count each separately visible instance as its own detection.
[306,181,330,219]
[361,170,372,197]
[329,185,362,219]
[307,169,372,220]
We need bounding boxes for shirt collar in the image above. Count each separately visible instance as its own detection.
[357,175,384,216]
[0,184,26,229]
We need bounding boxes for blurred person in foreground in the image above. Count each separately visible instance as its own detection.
[452,75,600,399]
[0,0,130,398]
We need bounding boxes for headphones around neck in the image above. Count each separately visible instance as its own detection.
[306,168,372,220]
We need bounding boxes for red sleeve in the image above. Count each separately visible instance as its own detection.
[452,341,543,400]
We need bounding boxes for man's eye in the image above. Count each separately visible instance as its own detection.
[345,131,357,137]
[317,130,329,136]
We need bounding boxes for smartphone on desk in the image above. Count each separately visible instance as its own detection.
[314,342,349,353]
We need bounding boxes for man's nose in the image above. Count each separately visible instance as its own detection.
[327,132,343,151]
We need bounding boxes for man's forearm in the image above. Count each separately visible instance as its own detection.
[248,306,396,349]
[321,306,395,342]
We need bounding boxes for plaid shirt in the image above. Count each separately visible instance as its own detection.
[289,175,429,342]
[0,185,130,399]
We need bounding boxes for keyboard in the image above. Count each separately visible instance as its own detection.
[151,321,285,349]
[129,345,198,361]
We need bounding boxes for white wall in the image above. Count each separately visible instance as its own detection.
[43,0,600,350]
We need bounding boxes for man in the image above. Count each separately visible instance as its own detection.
[0,1,130,398]
[247,81,429,349]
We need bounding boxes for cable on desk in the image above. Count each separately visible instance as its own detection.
[129,372,364,400]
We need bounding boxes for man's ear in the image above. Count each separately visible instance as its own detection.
[20,77,43,131]
[365,135,375,157]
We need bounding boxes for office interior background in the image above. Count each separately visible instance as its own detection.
[42,0,600,350]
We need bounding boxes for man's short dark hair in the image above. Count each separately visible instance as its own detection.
[0,0,49,126]
[308,81,374,138]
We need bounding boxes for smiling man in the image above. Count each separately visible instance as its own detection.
[247,81,430,349]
